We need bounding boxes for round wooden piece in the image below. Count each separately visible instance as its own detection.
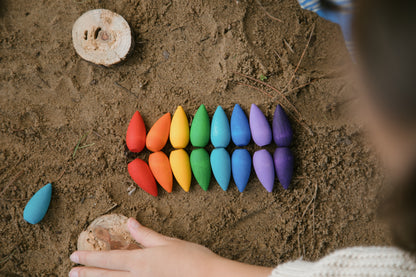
[77,214,141,251]
[72,9,133,66]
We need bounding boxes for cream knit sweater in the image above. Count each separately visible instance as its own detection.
[270,247,416,276]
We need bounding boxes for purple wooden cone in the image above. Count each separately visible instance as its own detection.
[273,147,294,189]
[272,104,293,147]
[253,149,275,192]
[250,104,272,147]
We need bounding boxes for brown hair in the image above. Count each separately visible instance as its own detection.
[353,0,416,254]
[322,0,416,253]
[353,0,416,125]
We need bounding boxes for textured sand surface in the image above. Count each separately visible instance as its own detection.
[0,0,389,275]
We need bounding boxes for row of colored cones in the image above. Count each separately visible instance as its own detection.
[126,104,294,196]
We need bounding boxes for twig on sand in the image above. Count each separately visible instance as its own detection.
[0,248,17,265]
[273,50,282,61]
[297,182,318,256]
[103,203,118,215]
[73,133,87,159]
[114,82,139,99]
[235,72,303,120]
[285,80,316,95]
[93,131,102,138]
[73,133,95,159]
[283,24,315,93]
[0,156,23,183]
[0,171,23,198]
[52,169,66,183]
[237,82,314,135]
[284,39,294,53]
[79,143,95,150]
[237,82,275,101]
[237,81,298,121]
[255,0,283,23]
[301,183,318,218]
[127,185,136,196]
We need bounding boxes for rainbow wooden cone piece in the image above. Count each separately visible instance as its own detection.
[211,106,230,148]
[273,147,294,190]
[190,104,210,147]
[232,149,251,192]
[146,113,171,152]
[210,148,231,191]
[126,111,146,153]
[149,152,173,193]
[170,106,189,149]
[190,148,211,191]
[231,104,251,147]
[23,183,52,224]
[272,104,293,147]
[250,104,272,147]
[253,149,275,192]
[128,158,158,196]
[170,149,192,192]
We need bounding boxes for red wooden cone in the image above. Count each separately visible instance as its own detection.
[126,111,146,153]
[128,158,158,196]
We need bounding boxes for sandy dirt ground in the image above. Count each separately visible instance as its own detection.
[0,0,390,275]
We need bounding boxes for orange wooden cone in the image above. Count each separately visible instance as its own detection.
[128,158,158,196]
[146,113,171,152]
[126,111,146,153]
[149,152,173,193]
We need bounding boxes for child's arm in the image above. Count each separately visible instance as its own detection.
[69,218,273,277]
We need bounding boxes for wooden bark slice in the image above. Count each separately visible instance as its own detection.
[77,214,141,251]
[72,9,134,66]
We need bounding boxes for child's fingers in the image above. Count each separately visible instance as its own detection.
[70,250,132,271]
[127,217,170,248]
[69,266,130,277]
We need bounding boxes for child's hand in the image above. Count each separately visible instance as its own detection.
[69,218,272,277]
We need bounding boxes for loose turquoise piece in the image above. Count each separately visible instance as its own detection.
[190,104,210,147]
[232,149,252,192]
[210,106,230,148]
[230,104,251,147]
[190,148,211,191]
[23,183,52,224]
[210,148,231,191]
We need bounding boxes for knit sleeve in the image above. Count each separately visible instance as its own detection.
[269,247,416,277]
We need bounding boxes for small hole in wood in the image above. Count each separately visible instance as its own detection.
[94,27,102,39]
[84,30,88,40]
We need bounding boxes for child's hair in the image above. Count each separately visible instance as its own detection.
[323,0,416,253]
[352,0,416,254]
[353,0,416,125]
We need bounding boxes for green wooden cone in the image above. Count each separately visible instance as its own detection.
[190,148,211,191]
[190,104,210,147]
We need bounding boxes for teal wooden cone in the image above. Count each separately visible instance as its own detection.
[211,106,230,148]
[23,183,52,224]
[210,148,231,191]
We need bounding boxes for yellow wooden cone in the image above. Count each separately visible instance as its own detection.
[169,106,189,149]
[169,149,191,192]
